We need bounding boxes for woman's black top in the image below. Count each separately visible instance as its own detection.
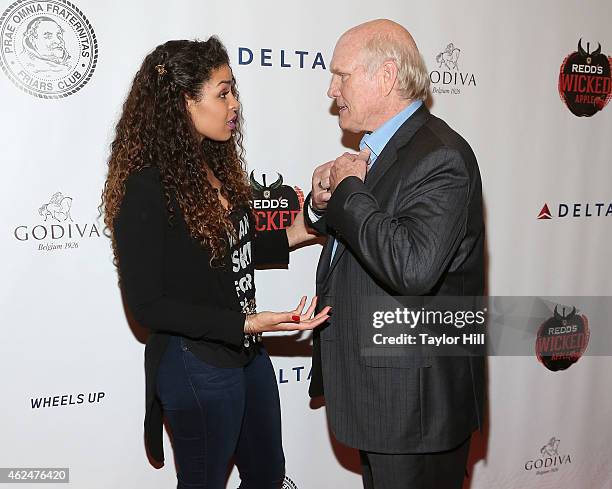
[113,167,289,463]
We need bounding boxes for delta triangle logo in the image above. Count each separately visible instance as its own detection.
[537,203,553,220]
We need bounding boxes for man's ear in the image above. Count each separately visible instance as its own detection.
[380,60,398,97]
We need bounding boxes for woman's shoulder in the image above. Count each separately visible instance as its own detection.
[126,165,161,185]
[124,166,163,198]
[116,167,168,221]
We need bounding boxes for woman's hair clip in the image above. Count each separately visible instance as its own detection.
[155,64,167,77]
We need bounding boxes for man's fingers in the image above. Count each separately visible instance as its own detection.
[357,147,371,161]
[314,160,334,178]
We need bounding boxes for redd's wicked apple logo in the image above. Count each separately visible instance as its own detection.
[558,39,612,117]
[250,171,303,231]
[535,306,590,371]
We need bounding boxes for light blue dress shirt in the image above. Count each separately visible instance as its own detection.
[326,100,423,263]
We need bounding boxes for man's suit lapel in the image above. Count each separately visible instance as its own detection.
[323,146,397,280]
[322,104,431,285]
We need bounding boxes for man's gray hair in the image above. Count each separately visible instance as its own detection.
[361,31,430,101]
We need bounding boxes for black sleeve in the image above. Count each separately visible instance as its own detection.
[114,173,245,346]
[252,228,289,267]
[303,192,329,235]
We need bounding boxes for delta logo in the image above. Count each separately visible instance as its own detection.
[237,47,326,70]
[537,201,612,219]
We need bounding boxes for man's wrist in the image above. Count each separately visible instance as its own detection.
[307,193,325,218]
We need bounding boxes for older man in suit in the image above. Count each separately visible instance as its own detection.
[305,19,485,489]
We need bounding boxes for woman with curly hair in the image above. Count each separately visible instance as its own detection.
[102,37,330,488]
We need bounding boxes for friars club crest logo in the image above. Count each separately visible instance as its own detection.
[250,171,304,232]
[282,476,298,489]
[429,42,476,96]
[535,306,590,372]
[0,0,98,98]
[558,39,611,117]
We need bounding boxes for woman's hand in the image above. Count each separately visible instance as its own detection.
[245,296,331,334]
[285,211,319,248]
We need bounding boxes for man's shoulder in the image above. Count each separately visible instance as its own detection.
[406,113,476,164]
[422,114,469,148]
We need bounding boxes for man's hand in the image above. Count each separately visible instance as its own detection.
[329,148,371,193]
[285,210,319,247]
[311,160,333,213]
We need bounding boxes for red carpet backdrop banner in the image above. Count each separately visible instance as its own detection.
[0,0,611,487]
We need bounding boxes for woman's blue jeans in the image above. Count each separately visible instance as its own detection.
[156,335,285,489]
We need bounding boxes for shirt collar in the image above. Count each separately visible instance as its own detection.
[360,100,423,161]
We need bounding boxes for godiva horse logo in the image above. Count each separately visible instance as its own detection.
[524,437,572,474]
[12,190,107,251]
[540,437,560,457]
[429,42,476,95]
[39,191,73,222]
[436,43,460,71]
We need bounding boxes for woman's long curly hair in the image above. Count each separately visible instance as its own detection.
[101,37,252,264]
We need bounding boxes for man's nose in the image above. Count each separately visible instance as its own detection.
[327,79,339,99]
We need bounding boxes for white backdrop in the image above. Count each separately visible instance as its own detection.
[1,0,611,488]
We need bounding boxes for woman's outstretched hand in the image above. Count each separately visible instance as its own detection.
[245,296,331,334]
